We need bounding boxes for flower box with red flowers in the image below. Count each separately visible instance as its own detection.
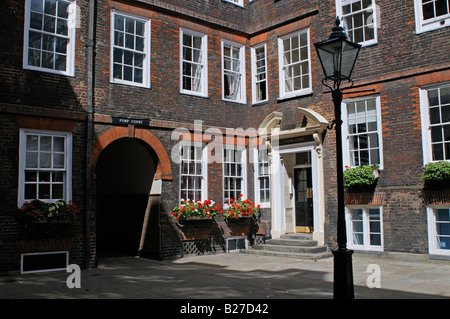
[172,199,221,221]
[223,195,260,220]
[19,199,78,224]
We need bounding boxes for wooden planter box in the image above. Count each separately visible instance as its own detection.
[17,238,73,253]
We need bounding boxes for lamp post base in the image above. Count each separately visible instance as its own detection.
[332,249,355,299]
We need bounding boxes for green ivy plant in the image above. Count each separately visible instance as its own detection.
[343,165,379,188]
[423,161,450,183]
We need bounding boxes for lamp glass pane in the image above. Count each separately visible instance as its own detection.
[315,38,360,81]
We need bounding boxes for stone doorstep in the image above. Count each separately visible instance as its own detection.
[247,233,332,260]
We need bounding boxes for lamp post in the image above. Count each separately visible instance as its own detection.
[314,17,361,299]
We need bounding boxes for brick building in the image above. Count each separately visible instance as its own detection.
[0,0,449,273]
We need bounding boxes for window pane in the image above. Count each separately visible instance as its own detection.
[39,184,50,199]
[44,0,57,15]
[25,184,37,200]
[370,234,381,246]
[26,152,38,168]
[52,184,64,199]
[31,0,44,12]
[353,233,364,245]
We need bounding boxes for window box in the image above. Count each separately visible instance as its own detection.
[344,164,379,190]
[172,199,221,221]
[423,161,450,189]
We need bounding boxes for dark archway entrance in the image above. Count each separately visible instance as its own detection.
[95,137,158,257]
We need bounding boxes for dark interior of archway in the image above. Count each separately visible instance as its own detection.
[95,137,157,258]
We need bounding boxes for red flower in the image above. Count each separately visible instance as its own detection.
[229,198,233,203]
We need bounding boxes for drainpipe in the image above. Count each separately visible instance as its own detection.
[85,0,95,269]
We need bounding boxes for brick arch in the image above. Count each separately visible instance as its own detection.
[91,126,172,180]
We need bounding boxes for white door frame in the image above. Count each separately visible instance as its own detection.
[272,142,324,244]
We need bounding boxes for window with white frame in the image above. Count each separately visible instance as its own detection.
[414,0,450,33]
[343,97,383,167]
[111,11,150,87]
[427,207,450,256]
[18,130,72,206]
[180,29,208,97]
[336,0,378,46]
[251,44,268,104]
[278,30,311,99]
[346,207,383,251]
[420,84,450,163]
[222,41,246,103]
[254,147,270,207]
[180,144,207,202]
[23,0,76,76]
[223,147,246,206]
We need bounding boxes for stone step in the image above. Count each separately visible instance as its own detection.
[267,238,318,247]
[243,249,332,260]
[248,233,332,260]
[280,233,313,240]
[254,244,328,254]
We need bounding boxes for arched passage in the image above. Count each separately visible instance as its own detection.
[94,131,166,257]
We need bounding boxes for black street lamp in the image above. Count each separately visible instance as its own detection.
[314,17,361,299]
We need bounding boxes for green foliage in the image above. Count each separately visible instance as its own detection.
[172,199,221,220]
[423,161,450,182]
[19,199,78,224]
[343,165,378,188]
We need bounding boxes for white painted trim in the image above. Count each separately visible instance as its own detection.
[280,144,322,234]
[345,206,384,252]
[178,143,208,203]
[335,0,379,47]
[110,10,151,88]
[419,83,450,165]
[222,145,247,208]
[23,0,76,76]
[413,0,450,34]
[253,146,270,208]
[21,251,69,274]
[341,96,384,169]
[250,43,268,104]
[427,206,450,256]
[221,39,246,104]
[179,28,208,97]
[277,29,312,100]
[18,129,73,207]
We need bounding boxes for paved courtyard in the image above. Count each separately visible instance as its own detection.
[1,252,450,300]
